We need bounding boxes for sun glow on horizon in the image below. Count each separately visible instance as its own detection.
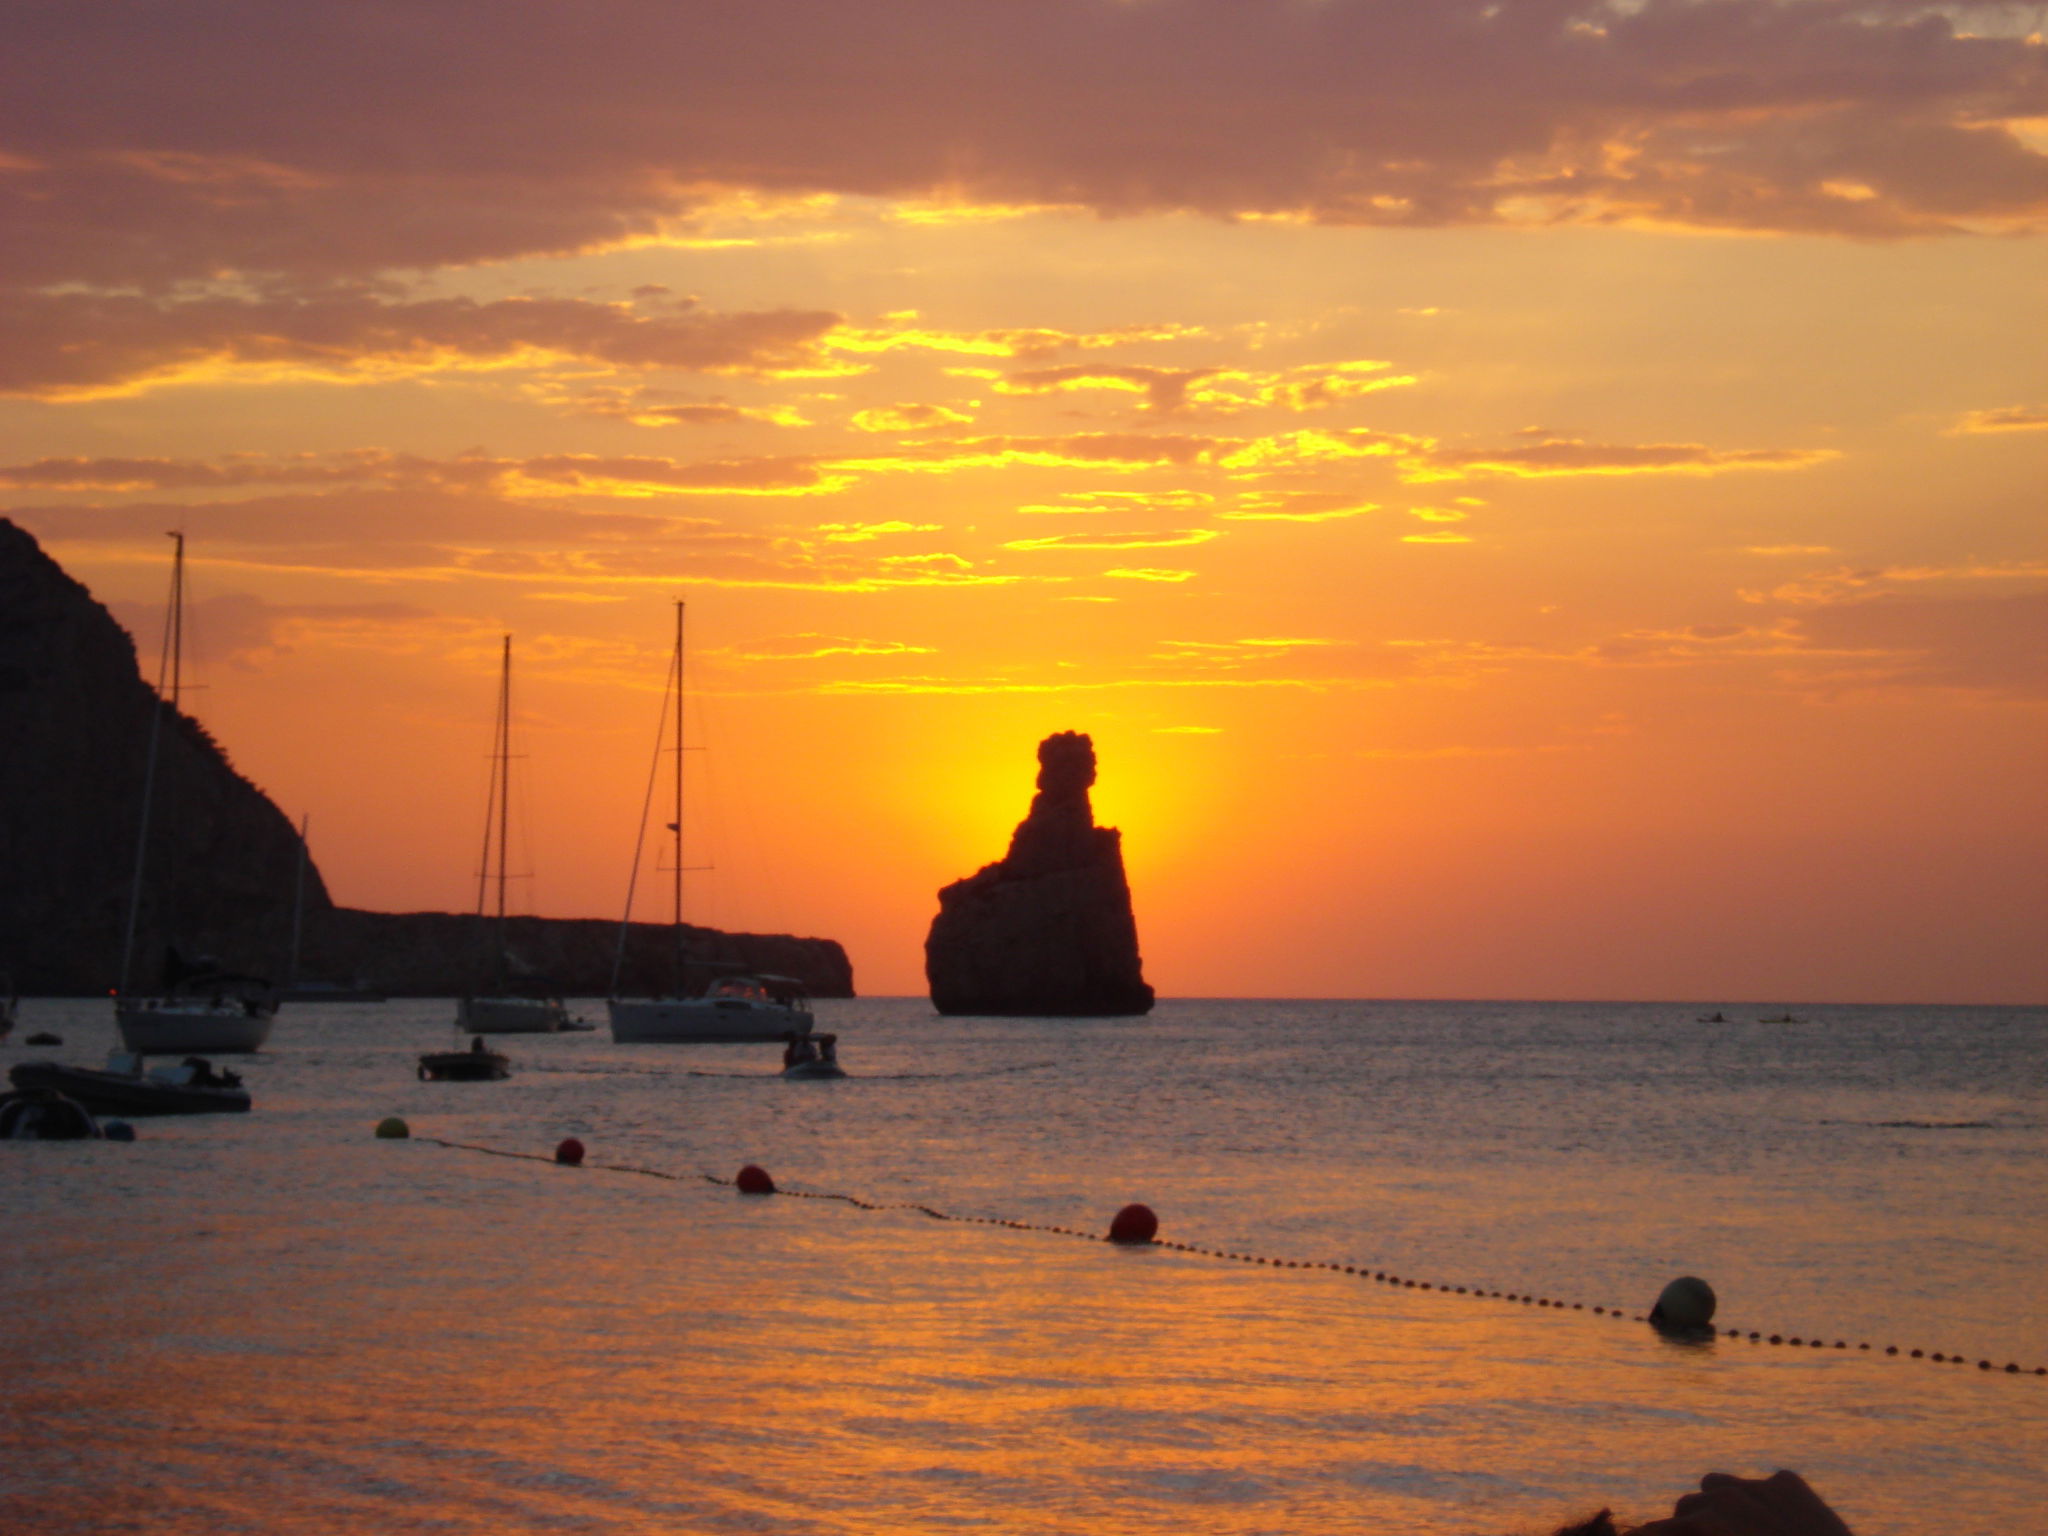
[5,1,2044,1002]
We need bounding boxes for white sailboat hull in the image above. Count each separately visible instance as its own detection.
[458,996,568,1033]
[607,996,811,1044]
[115,999,276,1054]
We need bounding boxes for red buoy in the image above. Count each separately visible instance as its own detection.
[555,1137,585,1166]
[1107,1203,1159,1244]
[736,1164,776,1195]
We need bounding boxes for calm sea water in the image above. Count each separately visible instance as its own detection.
[2,997,2042,1535]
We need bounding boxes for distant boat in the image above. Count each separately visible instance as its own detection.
[456,637,567,1035]
[278,816,386,1003]
[281,981,389,1003]
[606,601,815,1045]
[0,968,16,1041]
[1758,1014,1804,1024]
[779,1031,844,1079]
[418,1036,512,1082]
[1697,1012,1728,1023]
[113,533,279,1054]
[11,1051,250,1116]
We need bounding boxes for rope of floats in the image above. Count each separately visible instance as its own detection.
[383,1123,2046,1381]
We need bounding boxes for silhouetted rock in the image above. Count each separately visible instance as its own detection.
[925,731,1153,1016]
[0,518,318,993]
[298,909,853,999]
[0,518,854,998]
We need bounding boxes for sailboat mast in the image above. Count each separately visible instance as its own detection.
[168,531,185,709]
[494,635,512,988]
[672,600,685,992]
[287,813,309,987]
[117,531,182,994]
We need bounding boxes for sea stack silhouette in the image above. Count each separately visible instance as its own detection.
[925,731,1154,1016]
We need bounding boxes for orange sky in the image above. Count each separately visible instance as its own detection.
[3,2,2044,1002]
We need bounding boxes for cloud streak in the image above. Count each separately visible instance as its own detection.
[4,1,2043,308]
[0,290,842,400]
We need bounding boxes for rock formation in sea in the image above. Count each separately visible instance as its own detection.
[0,518,854,998]
[924,730,1154,1016]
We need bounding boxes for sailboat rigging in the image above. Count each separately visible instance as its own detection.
[456,636,567,1033]
[113,531,281,1053]
[607,601,813,1043]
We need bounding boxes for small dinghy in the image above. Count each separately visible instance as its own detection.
[419,1035,512,1081]
[0,1085,101,1139]
[10,1052,249,1116]
[780,1031,844,1079]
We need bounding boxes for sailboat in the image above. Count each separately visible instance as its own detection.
[114,533,281,1054]
[606,602,814,1044]
[278,815,386,1002]
[456,637,568,1034]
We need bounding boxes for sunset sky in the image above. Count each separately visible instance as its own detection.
[4,1,2044,1003]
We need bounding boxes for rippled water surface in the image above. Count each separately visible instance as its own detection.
[3,997,2043,1534]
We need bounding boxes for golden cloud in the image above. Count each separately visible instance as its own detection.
[1004,529,1222,552]
[850,402,977,433]
[823,319,1210,361]
[1947,404,2048,435]
[1018,490,1214,515]
[814,520,943,541]
[733,634,937,661]
[1404,437,1840,483]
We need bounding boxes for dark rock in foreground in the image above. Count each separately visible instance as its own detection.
[0,516,853,999]
[925,731,1153,1016]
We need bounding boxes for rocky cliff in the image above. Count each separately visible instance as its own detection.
[924,731,1153,1016]
[300,909,853,999]
[0,518,853,998]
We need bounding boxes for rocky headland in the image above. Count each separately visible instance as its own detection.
[0,518,853,998]
[924,730,1153,1016]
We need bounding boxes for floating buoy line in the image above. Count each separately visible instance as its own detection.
[395,1128,2044,1382]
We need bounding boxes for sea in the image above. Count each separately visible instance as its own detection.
[2,997,2042,1536]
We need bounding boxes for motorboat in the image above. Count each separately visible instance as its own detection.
[0,1086,100,1139]
[419,1036,512,1081]
[780,1031,844,1079]
[456,636,568,1035]
[1696,1012,1728,1023]
[9,1051,251,1115]
[612,974,815,1044]
[605,603,820,1048]
[458,993,567,1033]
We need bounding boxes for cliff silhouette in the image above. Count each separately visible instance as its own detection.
[925,730,1153,1016]
[0,519,853,998]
